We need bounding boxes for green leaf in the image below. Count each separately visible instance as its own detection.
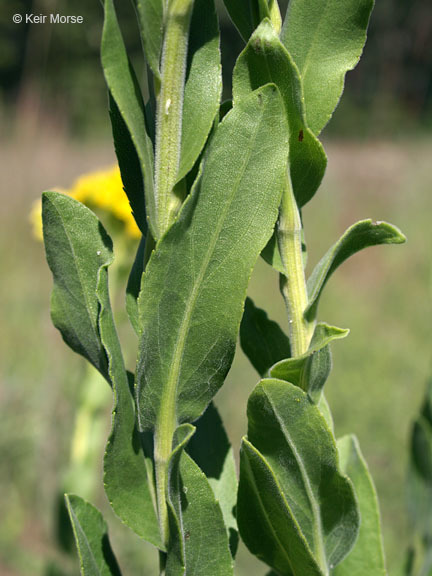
[133,0,163,80]
[102,0,157,238]
[166,426,234,575]
[99,269,163,549]
[240,297,291,377]
[280,0,375,135]
[318,394,334,433]
[270,323,349,402]
[408,413,432,538]
[165,424,196,575]
[136,85,289,430]
[65,494,121,576]
[238,380,359,575]
[334,435,386,576]
[109,94,147,235]
[42,192,111,381]
[176,0,222,183]
[261,232,285,274]
[239,438,322,576]
[233,19,327,207]
[306,219,406,322]
[261,230,308,275]
[222,0,268,42]
[125,235,146,336]
[187,402,238,556]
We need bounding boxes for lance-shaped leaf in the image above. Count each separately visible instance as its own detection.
[136,85,289,430]
[280,0,375,135]
[176,0,222,183]
[239,438,322,576]
[270,323,348,402]
[240,297,291,377]
[334,435,386,576]
[133,0,163,80]
[238,380,359,575]
[187,402,238,556]
[306,220,406,322]
[102,0,157,238]
[166,425,234,575]
[65,494,121,576]
[233,19,327,207]
[109,94,146,235]
[42,192,111,381]
[99,266,162,549]
[408,381,432,538]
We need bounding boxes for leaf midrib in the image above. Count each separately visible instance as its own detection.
[292,0,333,81]
[264,387,328,574]
[49,197,101,354]
[243,441,302,576]
[158,98,267,441]
[68,505,103,575]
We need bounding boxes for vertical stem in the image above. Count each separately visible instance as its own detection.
[152,0,194,552]
[277,173,312,357]
[154,0,194,239]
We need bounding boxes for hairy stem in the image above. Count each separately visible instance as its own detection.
[154,0,194,239]
[154,407,176,547]
[277,174,312,356]
[152,0,194,547]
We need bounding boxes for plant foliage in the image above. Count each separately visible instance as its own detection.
[41,0,409,574]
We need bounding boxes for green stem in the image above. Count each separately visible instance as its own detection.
[154,0,194,239]
[154,408,176,547]
[277,173,312,357]
[152,0,194,549]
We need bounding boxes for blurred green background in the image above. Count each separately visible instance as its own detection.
[0,1,431,575]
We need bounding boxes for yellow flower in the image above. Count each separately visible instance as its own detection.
[30,197,44,241]
[30,165,141,240]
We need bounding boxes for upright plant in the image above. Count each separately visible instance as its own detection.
[42,0,407,574]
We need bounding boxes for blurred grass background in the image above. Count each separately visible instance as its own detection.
[0,0,431,575]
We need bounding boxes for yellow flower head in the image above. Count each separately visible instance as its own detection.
[31,165,141,241]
